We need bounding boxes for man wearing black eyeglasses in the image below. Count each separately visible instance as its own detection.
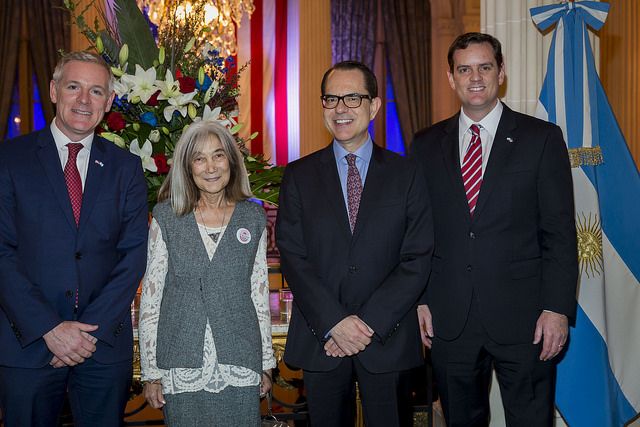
[276,61,434,426]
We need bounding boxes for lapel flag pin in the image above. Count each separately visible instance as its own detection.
[94,160,104,167]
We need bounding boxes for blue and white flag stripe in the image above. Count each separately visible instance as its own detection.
[531,2,640,426]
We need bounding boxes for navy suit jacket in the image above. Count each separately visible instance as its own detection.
[276,143,433,373]
[411,104,578,344]
[0,128,149,367]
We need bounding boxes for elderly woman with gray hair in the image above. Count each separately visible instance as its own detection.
[139,120,275,425]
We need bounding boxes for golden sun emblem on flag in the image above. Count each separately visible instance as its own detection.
[576,212,603,278]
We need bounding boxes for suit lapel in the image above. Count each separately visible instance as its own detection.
[473,104,517,220]
[440,115,472,216]
[317,145,352,236]
[78,137,108,230]
[36,129,77,231]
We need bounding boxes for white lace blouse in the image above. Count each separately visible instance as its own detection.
[139,216,276,395]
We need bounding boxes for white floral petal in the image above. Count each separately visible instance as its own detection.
[141,139,154,157]
[143,157,158,172]
[129,138,142,156]
[163,106,175,122]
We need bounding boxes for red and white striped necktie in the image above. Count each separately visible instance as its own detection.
[462,124,483,216]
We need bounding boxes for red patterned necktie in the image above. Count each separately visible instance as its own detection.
[462,124,483,216]
[64,143,84,226]
[346,153,363,233]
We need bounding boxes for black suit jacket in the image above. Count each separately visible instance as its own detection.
[411,104,578,344]
[276,143,433,373]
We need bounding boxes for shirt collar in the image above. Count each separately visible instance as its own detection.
[332,135,374,163]
[50,119,95,152]
[459,101,503,138]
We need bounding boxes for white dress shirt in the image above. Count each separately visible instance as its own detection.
[50,120,94,190]
[457,102,504,176]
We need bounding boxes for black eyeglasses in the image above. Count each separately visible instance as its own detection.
[321,93,372,109]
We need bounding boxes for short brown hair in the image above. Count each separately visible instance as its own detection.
[447,32,504,73]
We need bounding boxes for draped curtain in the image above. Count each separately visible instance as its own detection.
[331,0,377,68]
[27,0,70,127]
[383,0,431,148]
[0,1,22,140]
[0,0,69,140]
[330,0,431,150]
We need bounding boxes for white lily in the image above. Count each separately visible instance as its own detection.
[200,105,221,121]
[113,78,131,99]
[120,65,158,104]
[195,106,245,135]
[163,91,199,122]
[156,69,182,101]
[129,138,158,172]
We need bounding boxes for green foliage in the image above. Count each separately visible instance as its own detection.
[63,0,283,207]
[112,0,159,72]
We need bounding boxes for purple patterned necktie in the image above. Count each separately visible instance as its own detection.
[462,124,483,216]
[64,143,84,226]
[346,153,362,233]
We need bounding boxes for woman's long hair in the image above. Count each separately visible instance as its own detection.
[157,121,252,216]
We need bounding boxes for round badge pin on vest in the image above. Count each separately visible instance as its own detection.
[236,227,251,244]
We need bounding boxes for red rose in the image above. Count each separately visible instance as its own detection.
[105,112,126,132]
[178,76,196,93]
[152,153,170,174]
[146,90,160,106]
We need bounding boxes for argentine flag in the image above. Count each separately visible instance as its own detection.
[531,2,640,426]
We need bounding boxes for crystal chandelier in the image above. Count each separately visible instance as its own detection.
[137,0,255,55]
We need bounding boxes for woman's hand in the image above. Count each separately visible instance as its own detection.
[143,381,165,409]
[260,370,273,397]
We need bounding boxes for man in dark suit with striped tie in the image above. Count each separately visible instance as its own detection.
[411,33,578,426]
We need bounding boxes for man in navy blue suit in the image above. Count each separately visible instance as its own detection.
[0,51,148,426]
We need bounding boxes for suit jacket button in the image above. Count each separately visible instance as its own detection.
[75,252,82,260]
[348,266,357,274]
[466,265,472,272]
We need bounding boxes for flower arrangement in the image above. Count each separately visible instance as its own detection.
[63,0,282,208]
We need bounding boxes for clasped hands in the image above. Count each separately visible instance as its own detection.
[324,315,373,358]
[43,321,98,368]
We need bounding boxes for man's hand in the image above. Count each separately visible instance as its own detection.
[533,311,568,361]
[324,337,346,357]
[49,355,66,368]
[417,304,434,348]
[43,321,99,366]
[329,315,373,356]
[143,382,165,409]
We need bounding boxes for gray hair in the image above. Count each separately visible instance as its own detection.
[52,51,114,93]
[158,120,253,216]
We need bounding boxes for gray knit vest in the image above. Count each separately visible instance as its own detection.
[152,200,266,373]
